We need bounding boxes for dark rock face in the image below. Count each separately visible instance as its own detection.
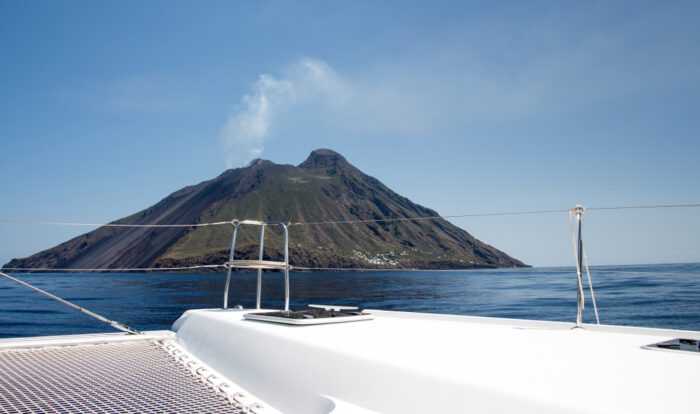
[3,149,527,271]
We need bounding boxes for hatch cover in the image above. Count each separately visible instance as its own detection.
[243,305,373,325]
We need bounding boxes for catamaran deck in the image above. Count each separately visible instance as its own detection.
[1,309,699,414]
[0,332,269,414]
[174,309,700,414]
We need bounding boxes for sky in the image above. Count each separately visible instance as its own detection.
[0,0,699,267]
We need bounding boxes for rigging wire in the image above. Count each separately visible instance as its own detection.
[290,209,572,226]
[0,264,226,273]
[582,247,600,324]
[292,266,481,272]
[0,203,698,229]
[586,203,700,212]
[3,202,696,333]
[1,264,487,273]
[0,219,231,228]
[0,270,140,334]
[1,202,698,274]
[3,264,698,274]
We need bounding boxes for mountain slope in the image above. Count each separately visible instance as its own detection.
[3,149,526,270]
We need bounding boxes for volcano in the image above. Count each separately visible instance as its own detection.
[3,149,526,271]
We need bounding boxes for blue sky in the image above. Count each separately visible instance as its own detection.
[1,1,699,267]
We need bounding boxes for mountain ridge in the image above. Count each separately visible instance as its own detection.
[3,149,527,271]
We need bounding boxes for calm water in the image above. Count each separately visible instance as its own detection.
[1,263,699,338]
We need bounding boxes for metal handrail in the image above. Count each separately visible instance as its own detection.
[222,220,290,311]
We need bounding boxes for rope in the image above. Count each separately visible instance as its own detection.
[291,203,700,226]
[583,247,600,324]
[0,271,140,334]
[0,219,231,228]
[2,203,697,229]
[1,264,226,273]
[292,266,493,272]
[4,264,697,274]
[587,203,700,212]
[291,209,571,226]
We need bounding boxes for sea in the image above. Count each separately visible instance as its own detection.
[1,263,699,338]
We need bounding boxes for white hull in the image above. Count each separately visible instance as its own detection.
[172,309,700,414]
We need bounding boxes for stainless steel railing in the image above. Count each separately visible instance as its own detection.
[222,220,291,311]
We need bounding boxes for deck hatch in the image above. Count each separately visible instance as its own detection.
[644,338,700,354]
[244,306,373,325]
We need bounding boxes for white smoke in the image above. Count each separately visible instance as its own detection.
[220,58,349,168]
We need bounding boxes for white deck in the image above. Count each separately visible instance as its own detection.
[173,309,700,414]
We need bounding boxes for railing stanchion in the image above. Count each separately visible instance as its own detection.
[570,205,599,328]
[283,223,290,311]
[256,225,266,310]
[223,220,240,309]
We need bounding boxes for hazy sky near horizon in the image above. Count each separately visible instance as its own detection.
[1,1,699,267]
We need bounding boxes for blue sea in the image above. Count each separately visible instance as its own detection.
[1,263,699,338]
